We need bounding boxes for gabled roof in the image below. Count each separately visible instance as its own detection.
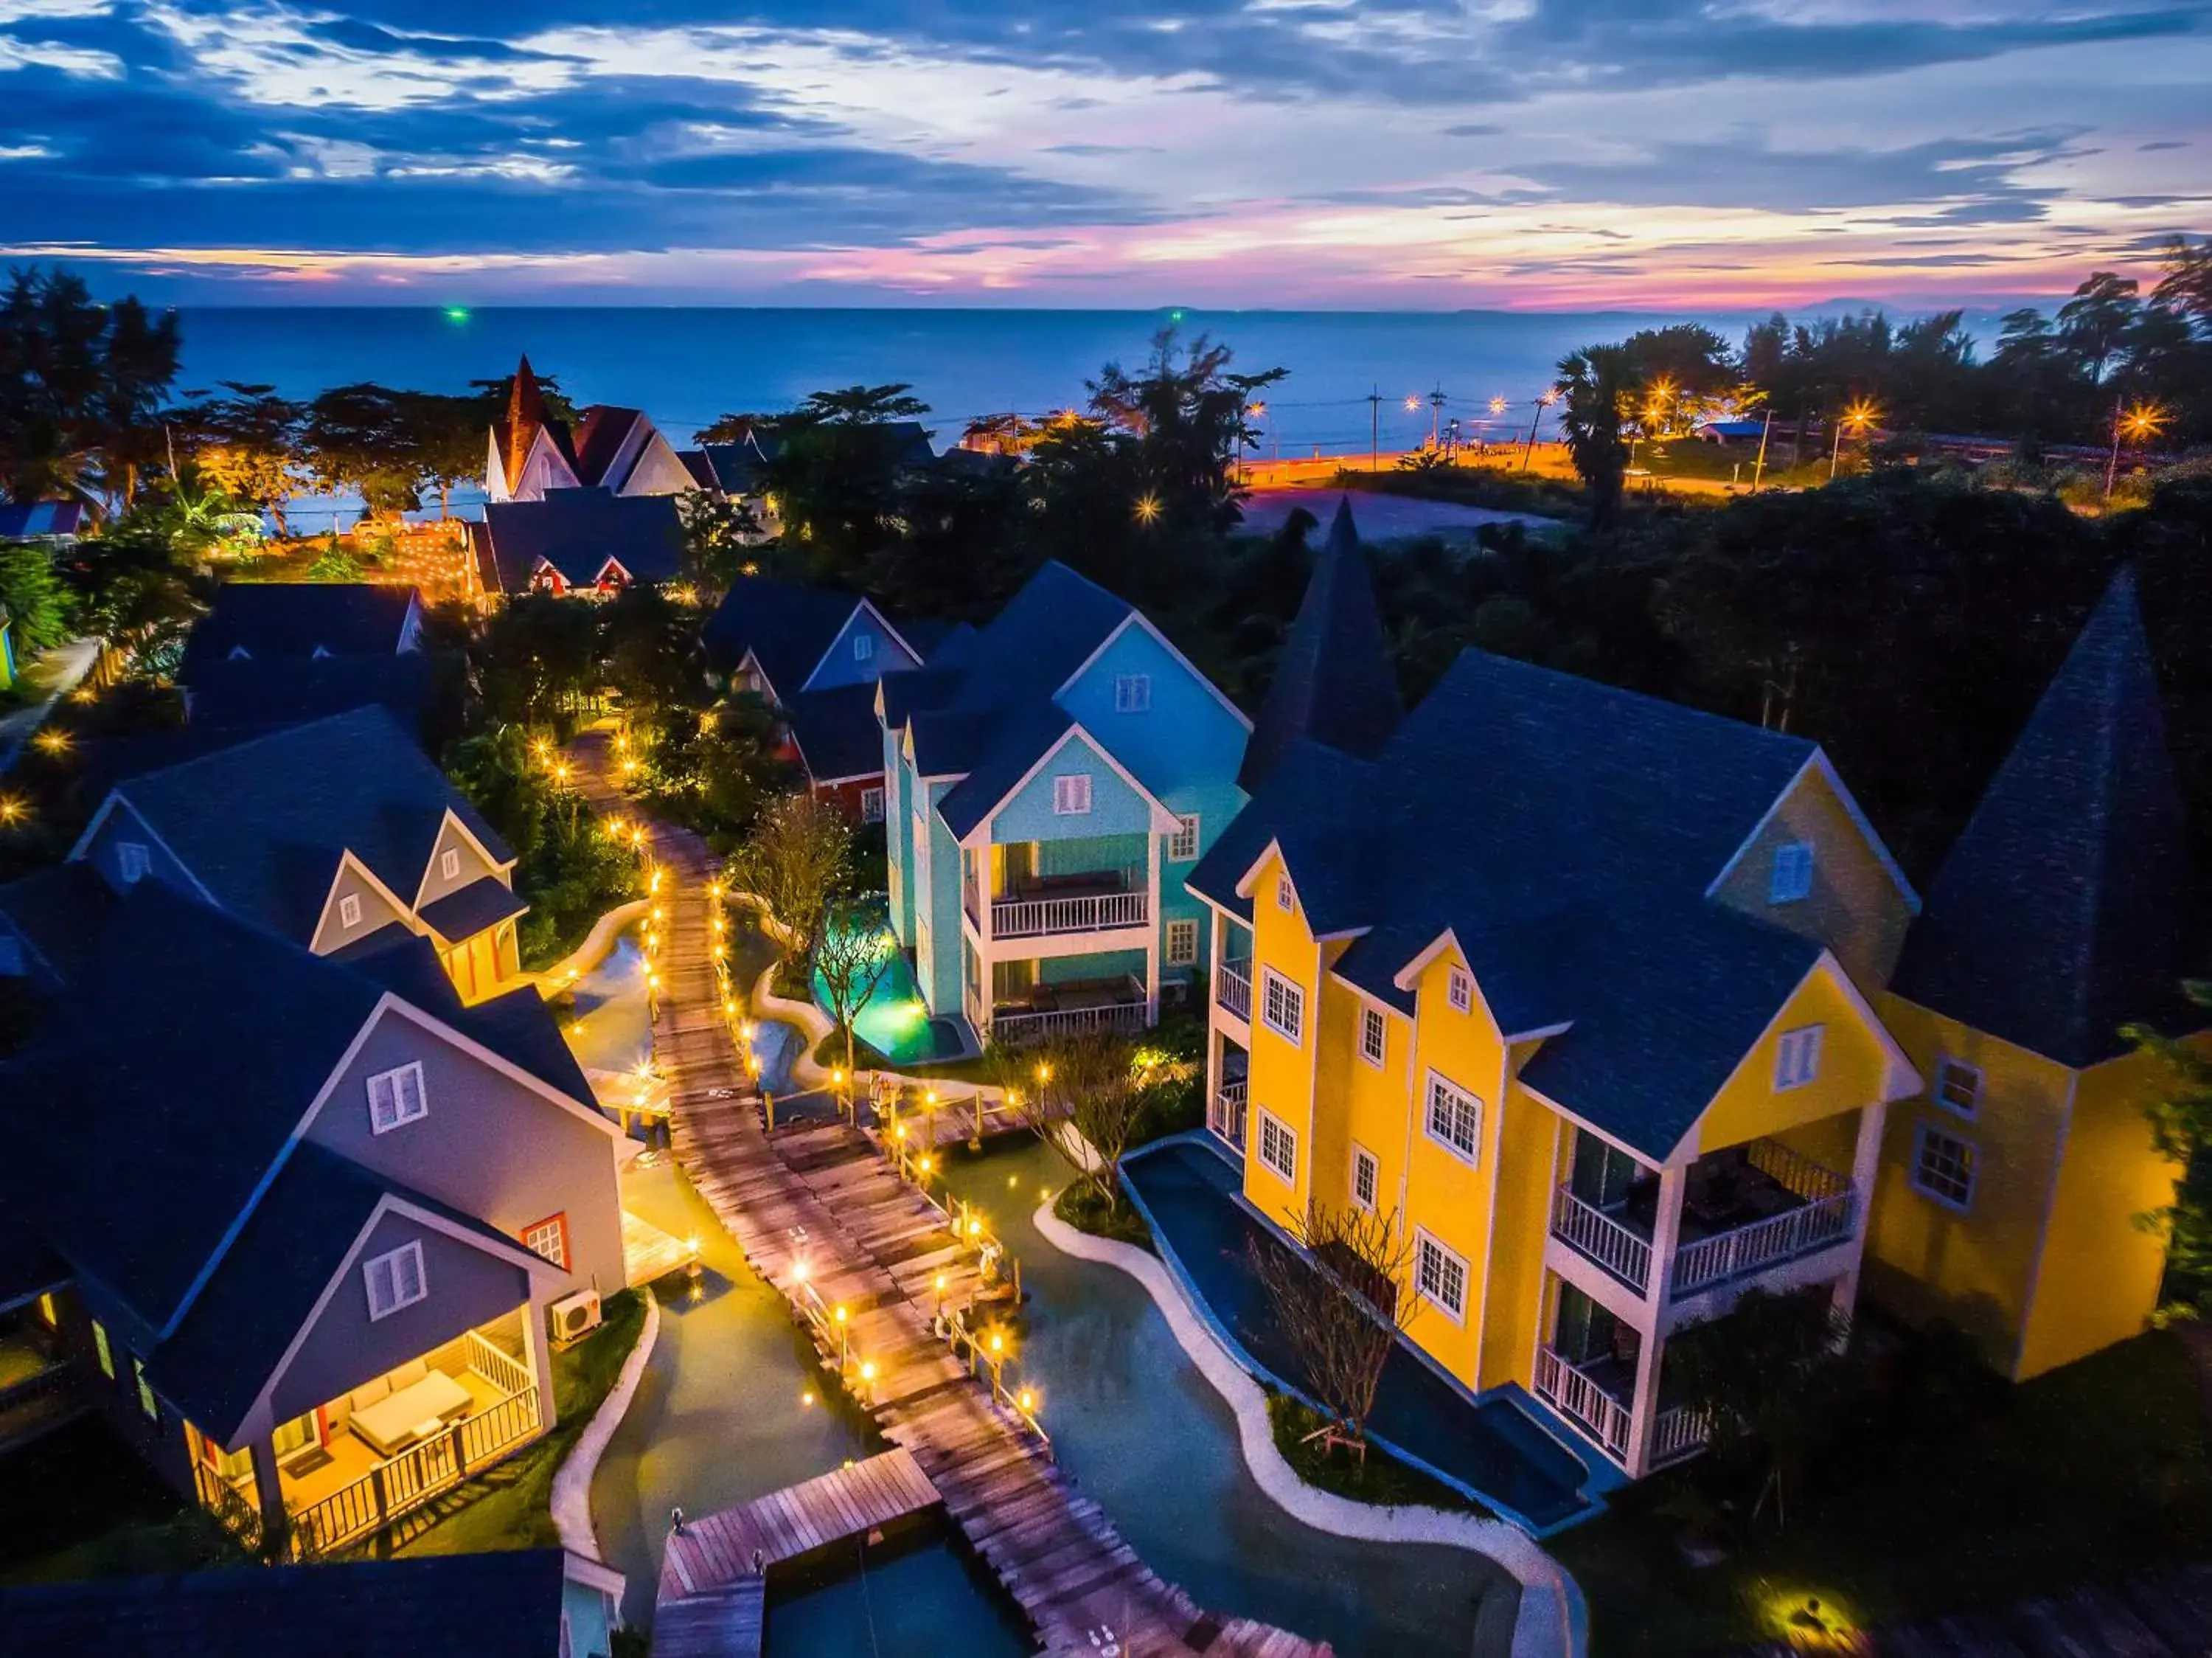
[0,1547,579,1658]
[0,861,123,983]
[675,448,718,490]
[493,355,577,496]
[785,681,891,785]
[570,405,649,490]
[183,653,435,740]
[179,583,418,675]
[1891,569,2198,1066]
[1189,647,1830,1159]
[700,577,877,693]
[416,875,529,943]
[1241,498,1402,791]
[4,884,389,1333]
[0,499,87,540]
[474,490,684,593]
[88,705,509,944]
[692,432,779,495]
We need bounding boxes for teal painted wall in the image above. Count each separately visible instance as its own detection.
[1040,948,1147,986]
[991,731,1153,843]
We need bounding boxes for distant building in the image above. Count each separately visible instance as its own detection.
[1694,419,1767,444]
[471,490,684,599]
[483,356,695,505]
[0,1547,625,1658]
[0,499,87,544]
[179,583,423,675]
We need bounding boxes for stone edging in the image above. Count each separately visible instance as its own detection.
[528,898,653,997]
[1032,1203,1587,1658]
[551,1288,663,1563]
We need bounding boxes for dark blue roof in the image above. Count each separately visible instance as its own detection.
[180,583,418,676]
[937,703,1077,839]
[785,681,890,785]
[5,884,388,1332]
[0,1547,573,1658]
[0,499,86,540]
[1240,498,1402,791]
[475,490,682,593]
[104,706,511,944]
[1892,569,2198,1066]
[417,875,529,943]
[0,861,122,983]
[182,653,434,739]
[701,577,872,694]
[1191,647,1825,1159]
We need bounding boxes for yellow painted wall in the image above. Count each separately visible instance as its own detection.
[1398,948,1507,1388]
[1242,849,1321,1226]
[1691,965,1901,1158]
[1479,1078,1564,1392]
[1334,987,1413,1223]
[1709,764,1915,991]
[1865,998,2070,1373]
[2016,1044,2188,1379]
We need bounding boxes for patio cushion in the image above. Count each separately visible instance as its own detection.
[389,1357,430,1389]
[349,1376,392,1412]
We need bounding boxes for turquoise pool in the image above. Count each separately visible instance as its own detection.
[810,906,965,1066]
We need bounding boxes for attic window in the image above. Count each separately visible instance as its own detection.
[441,848,462,881]
[854,632,874,662]
[1447,968,1473,1014]
[338,893,362,929]
[1052,774,1092,816]
[1113,673,1152,713]
[1934,1058,1982,1117]
[368,1061,428,1134]
[1276,875,1293,913]
[116,842,150,885]
[364,1241,428,1321]
[1769,842,1815,904]
[1774,1024,1824,1091]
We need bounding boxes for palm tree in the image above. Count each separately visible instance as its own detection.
[1554,344,1638,530]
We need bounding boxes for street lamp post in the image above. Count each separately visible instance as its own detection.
[1521,390,1558,471]
[1829,398,1879,482]
[2104,398,2166,505]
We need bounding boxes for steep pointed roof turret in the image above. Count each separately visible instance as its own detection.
[1239,496,1403,791]
[1891,567,2197,1066]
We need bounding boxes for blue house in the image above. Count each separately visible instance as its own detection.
[877,562,1249,1047]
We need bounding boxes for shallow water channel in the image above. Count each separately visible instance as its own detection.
[590,1126,1519,1657]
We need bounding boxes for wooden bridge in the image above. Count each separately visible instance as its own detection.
[566,735,1329,1658]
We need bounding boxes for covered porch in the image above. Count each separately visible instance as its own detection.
[420,879,529,1005]
[963,832,1152,940]
[963,945,1152,1045]
[1531,1277,1710,1475]
[189,1308,548,1558]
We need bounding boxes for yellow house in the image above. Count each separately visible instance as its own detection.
[1870,569,2197,1379]
[1190,529,2194,1480]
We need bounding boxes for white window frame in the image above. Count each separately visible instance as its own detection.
[1912,1124,1977,1213]
[116,841,150,884]
[1051,773,1093,816]
[1358,1005,1387,1069]
[367,1061,428,1134]
[364,1241,428,1321]
[440,847,462,881]
[860,785,886,825]
[1414,1229,1469,1324]
[1113,673,1152,713]
[1257,1109,1298,1184]
[1351,1145,1379,1213]
[1166,919,1198,966]
[338,892,362,929]
[1447,967,1473,1014]
[1933,1056,1982,1118]
[853,631,874,662]
[1275,874,1293,912]
[1167,814,1200,861]
[1259,967,1304,1045]
[1774,1024,1824,1091]
[1769,841,1815,904]
[1423,1071,1483,1165]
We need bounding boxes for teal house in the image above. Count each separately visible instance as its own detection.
[0,602,15,694]
[877,563,1250,1048]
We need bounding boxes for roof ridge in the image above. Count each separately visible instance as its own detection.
[122,703,400,787]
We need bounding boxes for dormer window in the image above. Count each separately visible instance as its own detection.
[116,842,150,885]
[338,893,362,928]
[1775,1024,1824,1090]
[1769,842,1815,904]
[1447,968,1473,1014]
[1113,673,1152,713]
[440,848,461,881]
[1051,774,1092,816]
[854,631,874,662]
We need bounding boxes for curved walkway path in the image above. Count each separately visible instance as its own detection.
[566,731,1329,1658]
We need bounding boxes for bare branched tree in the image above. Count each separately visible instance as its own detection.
[999,1030,1187,1216]
[723,792,850,968]
[815,898,896,1076]
[1250,1201,1423,1457]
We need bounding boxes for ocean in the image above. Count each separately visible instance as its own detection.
[176,306,1767,458]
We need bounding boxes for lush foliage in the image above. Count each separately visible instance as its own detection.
[0,543,72,655]
[723,791,852,967]
[0,266,181,513]
[1002,1030,1195,1217]
[2125,979,2212,1320]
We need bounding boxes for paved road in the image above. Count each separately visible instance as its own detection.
[0,637,100,772]
[1239,487,1559,544]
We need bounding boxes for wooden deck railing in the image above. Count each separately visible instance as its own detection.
[1533,1345,1632,1464]
[465,1331,531,1397]
[1549,1187,1653,1294]
[287,1384,540,1559]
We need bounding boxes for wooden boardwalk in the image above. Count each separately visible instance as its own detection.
[662,1448,940,1598]
[567,733,1329,1658]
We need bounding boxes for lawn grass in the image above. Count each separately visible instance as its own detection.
[1054,1182,1155,1253]
[1551,1328,2212,1654]
[1266,1394,1488,1515]
[394,1289,649,1558]
[0,1417,243,1585]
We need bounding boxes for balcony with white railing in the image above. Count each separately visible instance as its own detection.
[990,873,1149,940]
[1649,1404,1712,1468]
[1533,1345,1633,1466]
[1215,958,1252,1022]
[985,973,1150,1045]
[1551,1137,1859,1305]
[1209,1078,1248,1149]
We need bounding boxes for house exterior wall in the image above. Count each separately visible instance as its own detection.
[252,1210,532,1440]
[988,732,1155,845]
[309,859,413,956]
[1708,765,1916,990]
[1242,849,1322,1228]
[917,780,964,1018]
[1689,968,1902,1159]
[886,726,916,946]
[415,814,509,909]
[1863,996,2068,1374]
[306,1007,625,1295]
[806,608,919,693]
[616,431,697,499]
[79,797,196,898]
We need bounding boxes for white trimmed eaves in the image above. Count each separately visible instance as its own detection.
[957,720,1178,850]
[1054,611,1254,732]
[67,793,220,906]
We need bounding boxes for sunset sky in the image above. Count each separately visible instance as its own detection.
[2,0,2207,308]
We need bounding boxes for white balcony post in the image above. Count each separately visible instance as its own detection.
[1144,828,1161,1025]
[1646,1162,1686,1312]
[1832,1100,1888,1319]
[1622,1325,1666,1480]
[523,1303,556,1429]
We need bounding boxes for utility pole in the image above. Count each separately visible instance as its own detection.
[1366,387,1382,474]
[1750,409,1774,493]
[2103,392,2124,504]
[1430,386,1445,451]
[1520,393,1552,471]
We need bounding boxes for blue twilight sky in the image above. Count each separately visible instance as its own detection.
[0,0,2207,307]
